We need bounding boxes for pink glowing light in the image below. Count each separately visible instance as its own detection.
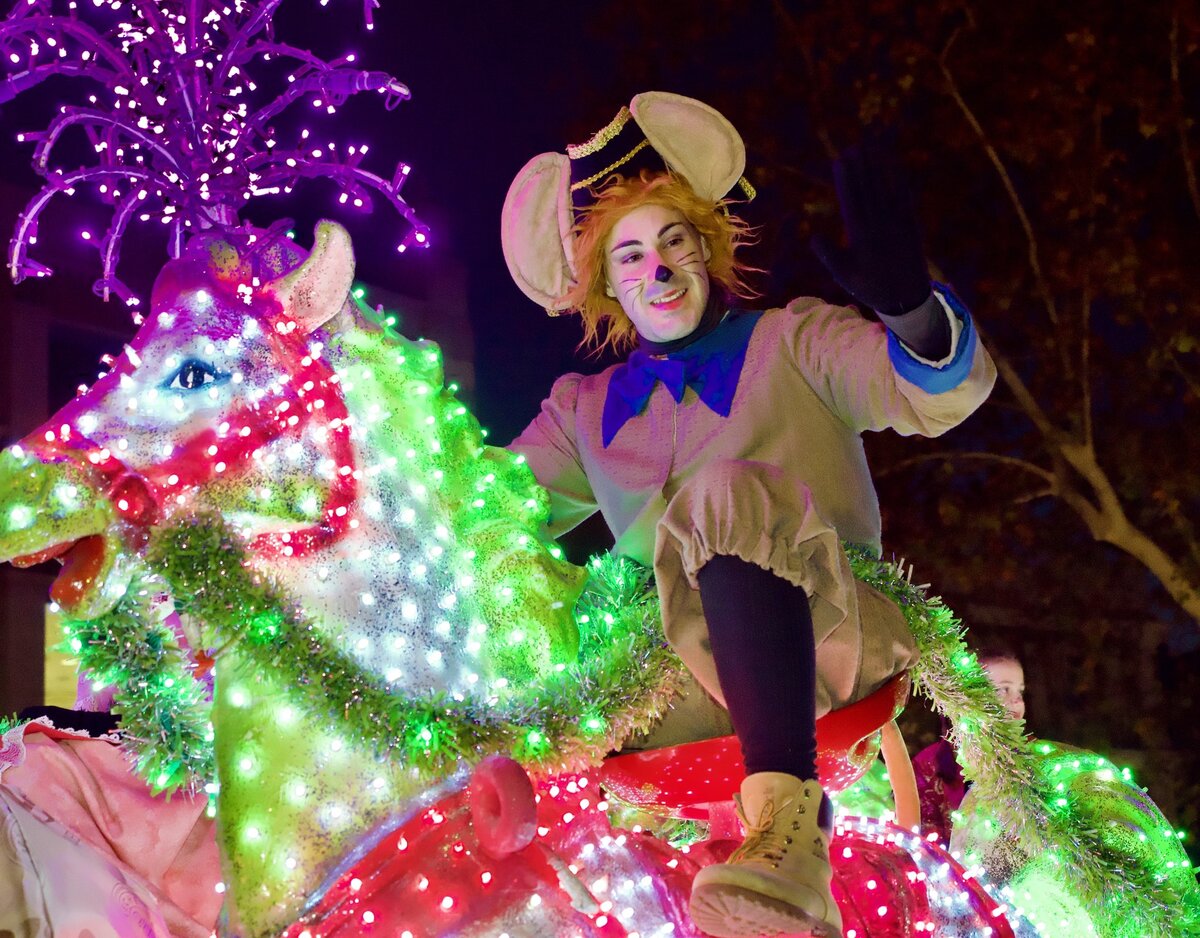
[2,0,426,311]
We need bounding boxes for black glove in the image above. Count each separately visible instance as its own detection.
[17,705,119,736]
[810,129,932,317]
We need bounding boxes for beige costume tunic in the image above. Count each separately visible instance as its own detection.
[510,293,996,720]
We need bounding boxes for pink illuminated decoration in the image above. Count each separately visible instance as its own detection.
[30,274,359,563]
[601,672,911,819]
[1,0,428,312]
[280,756,1020,937]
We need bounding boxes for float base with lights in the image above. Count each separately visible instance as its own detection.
[0,2,1195,937]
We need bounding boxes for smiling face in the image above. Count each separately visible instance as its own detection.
[603,203,711,343]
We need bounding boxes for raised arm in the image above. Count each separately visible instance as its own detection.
[796,129,995,433]
[784,288,994,436]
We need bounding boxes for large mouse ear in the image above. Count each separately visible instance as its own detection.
[501,151,576,312]
[631,91,746,201]
[264,221,355,334]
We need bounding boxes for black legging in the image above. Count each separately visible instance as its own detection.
[696,554,818,781]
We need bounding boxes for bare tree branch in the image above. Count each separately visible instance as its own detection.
[1011,487,1056,506]
[875,450,1056,485]
[1055,438,1200,622]
[973,318,1066,444]
[1145,315,1200,396]
[1169,507,1200,574]
[1080,104,1103,450]
[1164,345,1200,397]
[938,19,1063,339]
[966,343,1200,624]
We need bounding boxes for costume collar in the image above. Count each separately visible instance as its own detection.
[601,309,762,447]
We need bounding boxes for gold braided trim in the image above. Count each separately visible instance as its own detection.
[570,139,651,192]
[737,175,756,200]
[567,106,633,159]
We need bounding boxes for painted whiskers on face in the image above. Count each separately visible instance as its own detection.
[605,204,712,344]
[617,245,703,300]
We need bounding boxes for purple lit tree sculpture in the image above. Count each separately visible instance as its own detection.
[1,0,427,314]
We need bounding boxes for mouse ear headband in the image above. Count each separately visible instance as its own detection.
[500,91,754,314]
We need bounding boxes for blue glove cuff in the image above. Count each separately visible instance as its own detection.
[886,285,976,394]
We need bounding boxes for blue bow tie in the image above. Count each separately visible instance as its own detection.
[601,310,762,447]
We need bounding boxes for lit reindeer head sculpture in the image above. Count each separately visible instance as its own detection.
[1,222,581,686]
[0,222,675,929]
[6,228,346,612]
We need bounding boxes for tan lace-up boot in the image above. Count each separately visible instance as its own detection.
[689,772,842,937]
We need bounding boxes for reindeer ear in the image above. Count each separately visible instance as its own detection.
[267,221,355,333]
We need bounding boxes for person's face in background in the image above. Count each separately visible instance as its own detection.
[982,656,1026,721]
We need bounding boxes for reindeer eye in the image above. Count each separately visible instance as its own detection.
[166,359,226,391]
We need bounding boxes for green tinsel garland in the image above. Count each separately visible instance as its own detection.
[58,570,215,795]
[845,545,1200,938]
[42,515,1196,936]
[146,515,688,782]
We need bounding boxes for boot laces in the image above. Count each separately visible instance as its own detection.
[727,795,795,866]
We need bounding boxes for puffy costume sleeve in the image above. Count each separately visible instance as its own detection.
[786,288,996,436]
[508,372,599,538]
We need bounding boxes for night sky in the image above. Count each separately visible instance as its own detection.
[363,0,623,442]
[277,1,791,444]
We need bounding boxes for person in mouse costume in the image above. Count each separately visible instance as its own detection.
[501,92,996,938]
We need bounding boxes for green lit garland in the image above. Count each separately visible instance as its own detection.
[831,755,897,820]
[59,569,215,795]
[954,740,1200,938]
[58,519,685,796]
[50,523,1198,935]
[846,546,1200,938]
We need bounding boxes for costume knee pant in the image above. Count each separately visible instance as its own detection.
[653,458,920,718]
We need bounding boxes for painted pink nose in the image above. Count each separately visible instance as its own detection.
[109,472,159,526]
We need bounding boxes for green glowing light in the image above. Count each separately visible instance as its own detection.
[52,483,81,510]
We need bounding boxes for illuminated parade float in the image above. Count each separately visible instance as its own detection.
[0,2,1195,936]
